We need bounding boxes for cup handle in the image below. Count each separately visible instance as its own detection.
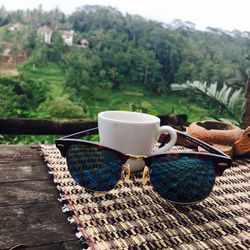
[153,126,177,154]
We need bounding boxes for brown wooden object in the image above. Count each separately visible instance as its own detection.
[0,118,97,135]
[187,121,242,145]
[0,115,187,135]
[187,120,243,157]
[234,126,250,156]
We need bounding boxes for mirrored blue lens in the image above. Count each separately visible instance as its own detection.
[67,144,122,191]
[149,156,216,204]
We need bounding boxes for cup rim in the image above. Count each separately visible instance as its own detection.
[98,111,160,124]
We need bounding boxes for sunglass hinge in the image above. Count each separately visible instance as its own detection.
[142,166,150,185]
[122,164,131,180]
[218,163,228,167]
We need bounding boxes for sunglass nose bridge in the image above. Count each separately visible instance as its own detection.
[126,154,146,161]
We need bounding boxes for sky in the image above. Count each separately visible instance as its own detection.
[1,0,250,32]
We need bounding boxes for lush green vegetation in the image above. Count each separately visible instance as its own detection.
[0,5,249,143]
[1,61,239,121]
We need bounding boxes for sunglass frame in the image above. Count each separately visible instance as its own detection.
[56,127,232,175]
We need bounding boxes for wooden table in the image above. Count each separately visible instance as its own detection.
[0,145,81,250]
[1,144,250,250]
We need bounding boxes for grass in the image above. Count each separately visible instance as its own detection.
[85,84,217,123]
[17,61,65,98]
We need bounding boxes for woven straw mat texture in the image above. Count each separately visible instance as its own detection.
[41,145,250,250]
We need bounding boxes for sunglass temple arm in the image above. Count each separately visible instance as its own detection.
[58,127,99,140]
[160,130,230,158]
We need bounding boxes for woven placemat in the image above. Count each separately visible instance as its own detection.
[41,145,250,250]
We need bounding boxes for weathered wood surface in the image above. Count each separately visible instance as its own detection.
[0,145,81,250]
[0,114,187,135]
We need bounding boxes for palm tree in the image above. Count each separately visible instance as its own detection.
[171,80,243,124]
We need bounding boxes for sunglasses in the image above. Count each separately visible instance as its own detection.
[56,127,232,205]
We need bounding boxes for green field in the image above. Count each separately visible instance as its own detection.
[17,62,65,98]
[85,86,216,122]
[17,62,229,123]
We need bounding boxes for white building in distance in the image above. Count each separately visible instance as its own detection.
[37,25,53,44]
[60,30,74,46]
[9,22,25,32]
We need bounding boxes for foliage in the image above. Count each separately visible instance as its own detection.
[37,96,85,119]
[171,81,244,123]
[0,76,48,117]
[49,31,65,62]
[30,37,50,66]
[0,134,57,145]
[61,47,92,99]
[129,101,158,115]
[21,28,37,55]
[0,78,23,117]
[1,5,248,90]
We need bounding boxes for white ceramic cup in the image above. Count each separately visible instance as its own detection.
[98,111,177,172]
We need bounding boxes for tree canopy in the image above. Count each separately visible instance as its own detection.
[0,5,249,90]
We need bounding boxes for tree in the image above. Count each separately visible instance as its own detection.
[0,78,22,117]
[26,4,45,29]
[171,81,244,124]
[49,31,65,62]
[21,28,37,56]
[0,5,9,26]
[47,7,65,30]
[31,37,49,66]
[0,76,48,117]
[129,48,162,90]
[70,5,124,33]
[37,96,85,119]
[108,68,119,89]
[241,78,250,128]
[62,48,92,98]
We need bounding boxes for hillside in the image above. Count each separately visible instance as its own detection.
[0,5,248,137]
